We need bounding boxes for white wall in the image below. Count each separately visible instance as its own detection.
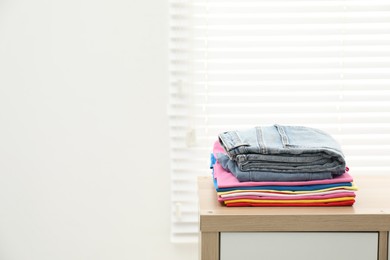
[0,0,197,259]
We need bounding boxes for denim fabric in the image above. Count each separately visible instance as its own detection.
[217,153,336,182]
[211,160,353,192]
[218,125,346,181]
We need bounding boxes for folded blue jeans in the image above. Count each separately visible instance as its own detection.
[218,125,346,181]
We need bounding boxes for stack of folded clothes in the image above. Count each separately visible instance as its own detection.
[210,125,357,207]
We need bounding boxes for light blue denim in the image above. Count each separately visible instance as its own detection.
[218,125,346,182]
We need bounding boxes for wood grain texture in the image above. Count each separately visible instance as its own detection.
[378,231,388,260]
[200,232,219,260]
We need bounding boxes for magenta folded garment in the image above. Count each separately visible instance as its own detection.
[213,140,353,189]
[225,201,355,207]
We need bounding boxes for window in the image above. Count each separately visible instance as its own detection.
[169,0,390,243]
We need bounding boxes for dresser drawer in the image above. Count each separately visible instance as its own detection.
[221,232,378,260]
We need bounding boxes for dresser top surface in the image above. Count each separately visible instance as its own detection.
[198,175,390,231]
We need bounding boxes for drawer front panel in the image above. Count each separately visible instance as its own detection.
[221,232,378,260]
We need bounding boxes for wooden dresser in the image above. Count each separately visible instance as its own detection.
[198,175,390,260]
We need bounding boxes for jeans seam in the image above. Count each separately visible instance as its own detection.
[235,131,248,154]
[275,124,289,147]
[256,126,268,154]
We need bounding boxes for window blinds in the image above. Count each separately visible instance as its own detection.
[169,0,390,243]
